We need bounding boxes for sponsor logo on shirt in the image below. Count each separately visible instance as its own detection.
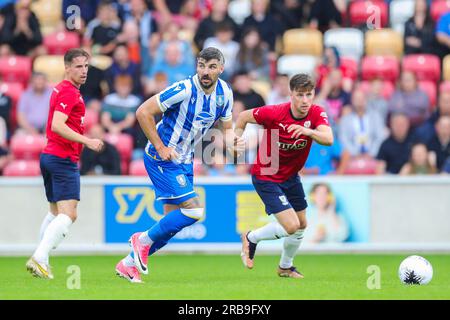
[193,111,214,129]
[277,139,308,151]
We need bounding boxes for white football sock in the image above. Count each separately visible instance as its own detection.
[123,254,135,267]
[247,221,289,243]
[138,231,154,246]
[33,214,73,265]
[279,229,304,269]
[39,212,56,240]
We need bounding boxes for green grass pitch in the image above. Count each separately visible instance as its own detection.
[1,254,449,300]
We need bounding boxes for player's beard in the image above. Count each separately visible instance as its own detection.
[200,76,215,90]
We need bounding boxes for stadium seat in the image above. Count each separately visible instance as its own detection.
[3,160,41,176]
[443,54,450,81]
[390,0,415,35]
[33,55,65,84]
[323,28,364,61]
[343,156,378,175]
[282,28,323,56]
[277,55,317,77]
[10,133,47,160]
[31,0,63,35]
[129,159,147,176]
[431,0,450,22]
[359,80,395,100]
[83,108,99,134]
[90,55,113,71]
[340,57,359,81]
[227,0,251,25]
[402,54,441,83]
[365,28,404,58]
[44,31,81,55]
[349,0,388,28]
[418,80,437,110]
[0,82,25,129]
[361,55,400,83]
[104,133,133,163]
[0,56,32,87]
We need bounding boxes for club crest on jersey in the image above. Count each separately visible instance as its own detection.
[304,121,311,128]
[193,111,214,129]
[176,174,187,187]
[277,139,308,151]
[216,95,224,107]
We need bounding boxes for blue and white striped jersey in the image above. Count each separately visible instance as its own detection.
[145,74,233,163]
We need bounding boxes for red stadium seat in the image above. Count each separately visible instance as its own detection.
[431,0,450,22]
[361,56,400,83]
[418,80,437,110]
[10,133,47,160]
[43,31,81,55]
[83,108,99,134]
[129,159,147,176]
[359,80,395,100]
[402,54,441,83]
[343,156,378,175]
[0,82,25,129]
[349,0,388,28]
[105,133,133,174]
[340,57,359,81]
[0,56,32,87]
[3,160,41,176]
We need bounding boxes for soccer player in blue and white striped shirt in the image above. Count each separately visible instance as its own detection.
[115,47,244,283]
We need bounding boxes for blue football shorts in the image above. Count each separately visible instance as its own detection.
[144,149,197,205]
[40,153,80,202]
[252,174,308,215]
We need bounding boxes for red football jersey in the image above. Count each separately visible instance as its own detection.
[42,80,86,162]
[251,103,330,183]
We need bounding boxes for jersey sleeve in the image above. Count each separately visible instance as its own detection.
[220,86,233,121]
[253,105,274,127]
[54,88,78,115]
[313,106,330,128]
[157,81,189,112]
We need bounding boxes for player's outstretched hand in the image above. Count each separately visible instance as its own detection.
[287,124,312,139]
[86,138,105,152]
[157,146,179,161]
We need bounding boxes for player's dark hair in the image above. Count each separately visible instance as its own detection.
[64,48,90,66]
[289,73,315,92]
[197,47,225,65]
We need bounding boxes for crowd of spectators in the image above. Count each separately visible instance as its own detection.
[0,0,449,176]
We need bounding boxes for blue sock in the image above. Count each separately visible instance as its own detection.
[129,208,198,257]
[148,208,197,242]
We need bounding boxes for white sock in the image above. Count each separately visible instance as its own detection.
[123,254,135,267]
[33,214,73,264]
[247,221,289,243]
[138,231,154,246]
[39,212,56,240]
[279,229,304,269]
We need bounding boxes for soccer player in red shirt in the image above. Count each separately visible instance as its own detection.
[235,73,333,278]
[26,49,104,279]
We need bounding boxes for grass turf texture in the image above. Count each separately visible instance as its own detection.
[1,254,449,300]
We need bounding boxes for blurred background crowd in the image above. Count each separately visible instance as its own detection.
[0,0,449,177]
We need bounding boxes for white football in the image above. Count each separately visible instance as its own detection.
[398,255,433,285]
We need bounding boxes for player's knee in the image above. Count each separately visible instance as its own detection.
[300,220,307,230]
[285,222,301,235]
[179,197,201,209]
